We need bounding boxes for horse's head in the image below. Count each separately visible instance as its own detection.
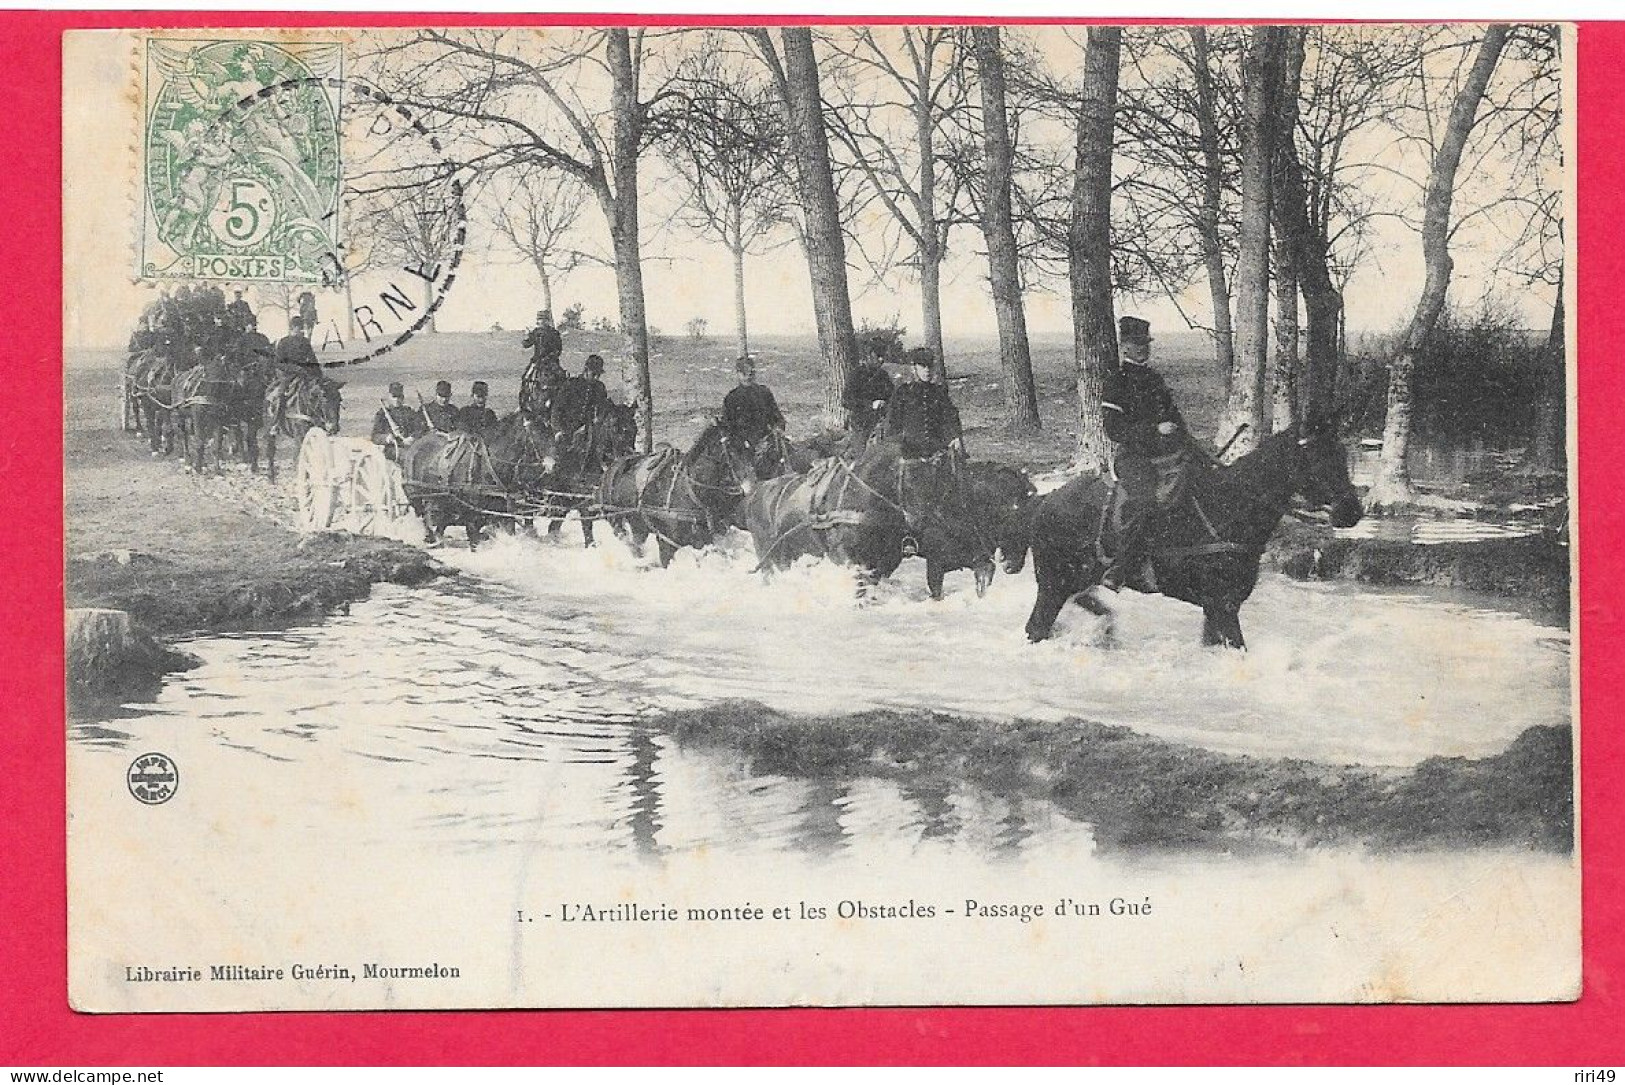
[315,377,344,434]
[962,463,1038,574]
[288,372,343,434]
[1289,422,1363,528]
[601,403,639,461]
[691,421,759,497]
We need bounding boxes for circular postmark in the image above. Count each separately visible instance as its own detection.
[127,752,179,805]
[218,77,469,368]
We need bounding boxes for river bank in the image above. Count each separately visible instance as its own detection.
[667,701,1574,853]
[64,413,448,712]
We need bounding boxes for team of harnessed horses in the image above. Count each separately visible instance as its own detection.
[121,341,1363,649]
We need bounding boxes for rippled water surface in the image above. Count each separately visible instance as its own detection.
[70,526,1571,863]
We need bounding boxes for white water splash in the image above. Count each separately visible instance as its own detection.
[439,524,1569,767]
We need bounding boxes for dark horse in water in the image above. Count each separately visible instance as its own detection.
[595,421,761,566]
[1023,424,1363,648]
[536,381,640,545]
[742,441,1036,599]
[403,410,558,550]
[259,366,343,482]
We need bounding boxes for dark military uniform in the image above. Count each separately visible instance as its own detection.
[722,382,786,449]
[1099,317,1186,589]
[885,379,961,460]
[522,322,563,365]
[843,364,895,443]
[520,356,568,416]
[371,404,425,450]
[457,402,499,435]
[274,332,320,372]
[423,400,459,433]
[226,297,254,334]
[237,330,274,367]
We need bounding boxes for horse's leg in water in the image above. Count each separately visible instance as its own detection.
[655,534,678,568]
[467,513,483,552]
[579,509,596,548]
[973,560,995,598]
[1201,602,1245,650]
[264,433,278,483]
[925,557,947,601]
[244,422,260,474]
[1025,548,1077,642]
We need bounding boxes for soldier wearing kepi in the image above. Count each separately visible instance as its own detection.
[721,357,786,466]
[885,347,964,460]
[1099,315,1187,591]
[371,381,425,459]
[843,345,895,447]
[274,316,321,373]
[423,380,459,433]
[519,310,567,416]
[457,381,499,435]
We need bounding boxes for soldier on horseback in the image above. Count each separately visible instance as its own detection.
[520,309,567,416]
[885,348,964,461]
[722,357,786,473]
[274,316,321,373]
[423,380,459,433]
[843,345,896,447]
[456,381,499,436]
[1099,316,1187,592]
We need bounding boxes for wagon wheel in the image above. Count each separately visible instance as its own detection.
[345,447,407,535]
[295,427,337,532]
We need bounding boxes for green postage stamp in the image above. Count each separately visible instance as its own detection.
[138,37,344,282]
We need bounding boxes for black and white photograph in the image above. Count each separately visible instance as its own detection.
[63,22,1575,1010]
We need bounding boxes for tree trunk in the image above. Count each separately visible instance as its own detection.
[1368,25,1509,509]
[607,29,654,451]
[971,26,1040,433]
[732,237,750,362]
[1272,27,1342,429]
[1068,27,1120,473]
[535,260,554,316]
[1529,266,1566,473]
[915,89,946,383]
[1271,234,1299,433]
[780,27,859,428]
[1220,27,1287,460]
[1189,27,1236,393]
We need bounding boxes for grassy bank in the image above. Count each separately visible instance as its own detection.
[667,701,1573,853]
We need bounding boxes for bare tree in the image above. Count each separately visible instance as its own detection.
[663,46,790,361]
[970,26,1040,432]
[1219,27,1289,456]
[355,168,467,334]
[1069,27,1121,472]
[745,27,861,427]
[484,164,593,315]
[1367,25,1511,508]
[824,27,968,380]
[362,28,679,450]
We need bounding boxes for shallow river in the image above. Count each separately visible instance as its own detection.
[71,526,1570,862]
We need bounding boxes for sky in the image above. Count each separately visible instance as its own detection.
[64,25,1567,352]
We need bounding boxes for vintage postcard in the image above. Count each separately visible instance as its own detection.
[63,22,1577,1012]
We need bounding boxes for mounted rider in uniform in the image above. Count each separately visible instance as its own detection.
[884,348,964,461]
[722,357,786,473]
[520,310,567,416]
[423,380,459,433]
[1100,316,1187,591]
[274,316,321,374]
[843,345,895,448]
[456,381,499,436]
